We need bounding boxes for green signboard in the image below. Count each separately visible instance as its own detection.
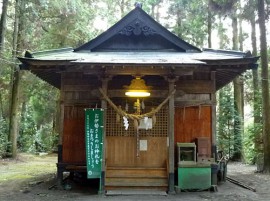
[85,109,104,179]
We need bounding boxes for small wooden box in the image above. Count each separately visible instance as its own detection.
[195,137,211,158]
[177,143,196,166]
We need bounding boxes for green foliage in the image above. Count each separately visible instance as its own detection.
[209,0,236,14]
[18,104,36,152]
[216,16,230,49]
[241,0,257,20]
[18,0,101,50]
[232,108,242,160]
[217,84,242,159]
[244,71,262,118]
[243,123,263,164]
[217,85,234,157]
[19,121,58,153]
[18,72,59,153]
[0,117,8,158]
[167,0,208,47]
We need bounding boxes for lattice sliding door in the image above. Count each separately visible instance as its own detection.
[106,105,168,137]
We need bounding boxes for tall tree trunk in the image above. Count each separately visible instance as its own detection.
[0,0,9,122]
[151,4,155,17]
[17,0,25,56]
[119,0,125,18]
[175,6,182,38]
[250,7,262,161]
[232,7,243,161]
[0,93,4,119]
[8,69,21,158]
[232,14,238,50]
[156,4,161,22]
[239,19,243,51]
[8,0,22,158]
[0,0,9,55]
[218,16,225,49]
[258,0,270,173]
[207,0,212,48]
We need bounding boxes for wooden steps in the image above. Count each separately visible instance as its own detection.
[106,189,167,195]
[105,167,168,190]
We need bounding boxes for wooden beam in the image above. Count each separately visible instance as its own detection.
[63,85,97,92]
[57,73,65,187]
[211,71,217,159]
[59,73,65,146]
[62,92,209,105]
[100,77,110,194]
[104,66,195,76]
[106,89,184,98]
[32,65,197,77]
[175,100,213,107]
[63,99,100,105]
[168,78,176,194]
[175,80,215,93]
[175,94,210,102]
[62,89,188,102]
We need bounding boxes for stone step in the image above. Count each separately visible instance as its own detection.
[106,167,167,178]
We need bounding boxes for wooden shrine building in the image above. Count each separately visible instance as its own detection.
[19,5,258,193]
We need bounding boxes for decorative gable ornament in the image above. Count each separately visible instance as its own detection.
[119,19,157,36]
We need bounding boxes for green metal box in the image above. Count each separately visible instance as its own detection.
[178,165,211,190]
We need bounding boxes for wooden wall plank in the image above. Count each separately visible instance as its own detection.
[63,85,97,91]
[174,106,212,144]
[175,80,214,93]
[62,106,86,163]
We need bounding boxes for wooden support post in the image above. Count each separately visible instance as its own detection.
[168,78,176,194]
[100,77,109,194]
[211,71,217,160]
[57,73,65,187]
[57,145,63,187]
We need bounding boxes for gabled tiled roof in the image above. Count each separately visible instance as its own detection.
[74,6,201,52]
[18,6,259,90]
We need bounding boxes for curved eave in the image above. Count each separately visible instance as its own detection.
[18,57,75,89]
[18,57,76,68]
[18,52,259,91]
[200,57,259,67]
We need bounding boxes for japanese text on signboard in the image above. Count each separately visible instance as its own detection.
[85,109,103,178]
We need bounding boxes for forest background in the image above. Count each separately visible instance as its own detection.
[1,0,270,172]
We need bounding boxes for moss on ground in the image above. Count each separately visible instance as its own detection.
[0,153,57,189]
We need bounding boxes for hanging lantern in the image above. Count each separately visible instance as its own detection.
[124,76,151,114]
[124,77,151,97]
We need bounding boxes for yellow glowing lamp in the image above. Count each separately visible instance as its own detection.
[125,77,151,97]
[125,91,150,97]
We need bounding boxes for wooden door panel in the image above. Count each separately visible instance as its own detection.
[106,136,167,168]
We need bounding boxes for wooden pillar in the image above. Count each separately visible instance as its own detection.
[168,78,176,194]
[57,73,65,186]
[211,71,217,160]
[100,77,109,194]
[58,98,64,162]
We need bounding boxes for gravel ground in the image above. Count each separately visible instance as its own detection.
[1,155,270,201]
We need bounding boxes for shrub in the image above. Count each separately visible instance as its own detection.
[0,117,8,158]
